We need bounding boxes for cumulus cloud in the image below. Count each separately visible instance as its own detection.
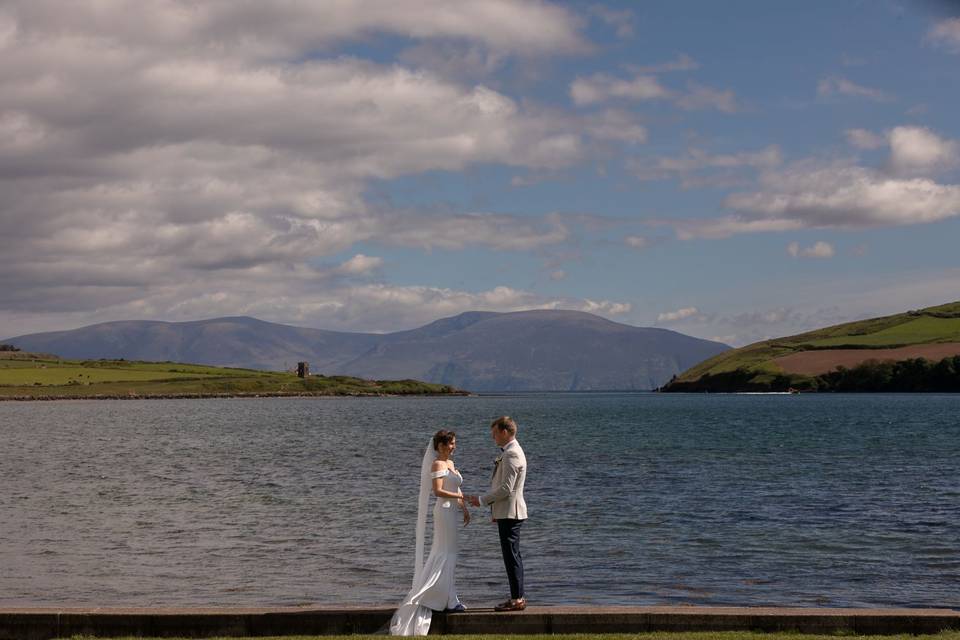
[887,125,958,176]
[0,0,607,330]
[657,306,699,322]
[817,75,892,102]
[335,254,384,276]
[658,150,960,240]
[2,0,585,61]
[661,126,958,238]
[725,162,960,228]
[787,241,835,259]
[926,18,960,53]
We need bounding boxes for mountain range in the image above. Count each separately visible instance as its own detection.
[4,310,730,391]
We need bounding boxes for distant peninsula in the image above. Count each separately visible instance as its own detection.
[662,300,960,393]
[0,350,466,401]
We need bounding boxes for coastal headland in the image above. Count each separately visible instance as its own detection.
[0,353,466,401]
[1,605,958,639]
[664,300,960,392]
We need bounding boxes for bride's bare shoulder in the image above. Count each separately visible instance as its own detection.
[431,460,446,472]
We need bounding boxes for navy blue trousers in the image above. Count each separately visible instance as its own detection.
[497,518,524,599]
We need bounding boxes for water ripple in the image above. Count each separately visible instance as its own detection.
[1,393,959,608]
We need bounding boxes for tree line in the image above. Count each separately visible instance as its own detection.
[817,355,960,392]
[663,355,960,392]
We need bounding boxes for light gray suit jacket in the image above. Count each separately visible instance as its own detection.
[481,439,527,520]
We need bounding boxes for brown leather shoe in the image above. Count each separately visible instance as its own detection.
[494,598,526,612]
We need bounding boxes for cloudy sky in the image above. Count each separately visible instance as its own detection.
[2,1,959,345]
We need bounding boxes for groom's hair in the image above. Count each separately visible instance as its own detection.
[491,416,517,436]
[433,429,456,451]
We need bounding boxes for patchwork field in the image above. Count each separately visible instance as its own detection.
[773,343,960,375]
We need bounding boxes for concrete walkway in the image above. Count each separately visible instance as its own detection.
[1,605,958,639]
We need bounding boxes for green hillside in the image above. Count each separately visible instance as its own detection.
[664,300,960,392]
[0,355,466,400]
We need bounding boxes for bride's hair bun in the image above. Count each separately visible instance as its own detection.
[433,429,456,451]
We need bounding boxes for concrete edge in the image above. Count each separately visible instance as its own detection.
[1,606,958,639]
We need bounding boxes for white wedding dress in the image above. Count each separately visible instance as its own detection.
[389,466,464,636]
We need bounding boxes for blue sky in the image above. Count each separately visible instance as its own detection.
[1,1,959,345]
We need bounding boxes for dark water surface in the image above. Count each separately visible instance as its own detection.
[1,393,958,608]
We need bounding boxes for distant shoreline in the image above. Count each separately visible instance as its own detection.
[0,355,469,400]
[0,390,472,402]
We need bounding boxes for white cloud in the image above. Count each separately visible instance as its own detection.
[887,125,958,176]
[657,306,699,322]
[630,145,781,182]
[845,128,885,150]
[663,217,804,240]
[3,0,585,61]
[658,149,960,240]
[787,241,835,259]
[817,76,892,102]
[624,235,649,249]
[570,73,670,106]
[382,212,570,251]
[926,18,960,53]
[570,71,738,112]
[724,161,960,229]
[674,82,739,113]
[336,254,384,276]
[0,1,600,329]
[399,42,505,80]
[585,109,648,144]
[589,5,635,39]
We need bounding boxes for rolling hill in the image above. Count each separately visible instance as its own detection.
[4,310,730,391]
[664,300,960,392]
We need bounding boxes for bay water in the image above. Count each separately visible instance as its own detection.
[1,393,958,608]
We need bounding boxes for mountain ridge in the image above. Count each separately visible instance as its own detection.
[5,309,730,391]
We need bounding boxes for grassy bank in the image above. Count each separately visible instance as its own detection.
[664,300,960,392]
[0,355,466,399]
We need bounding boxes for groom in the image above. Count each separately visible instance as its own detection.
[468,416,527,612]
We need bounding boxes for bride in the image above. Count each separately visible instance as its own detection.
[389,430,471,636]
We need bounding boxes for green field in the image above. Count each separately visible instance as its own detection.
[805,316,960,348]
[0,356,464,399]
[665,300,960,392]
